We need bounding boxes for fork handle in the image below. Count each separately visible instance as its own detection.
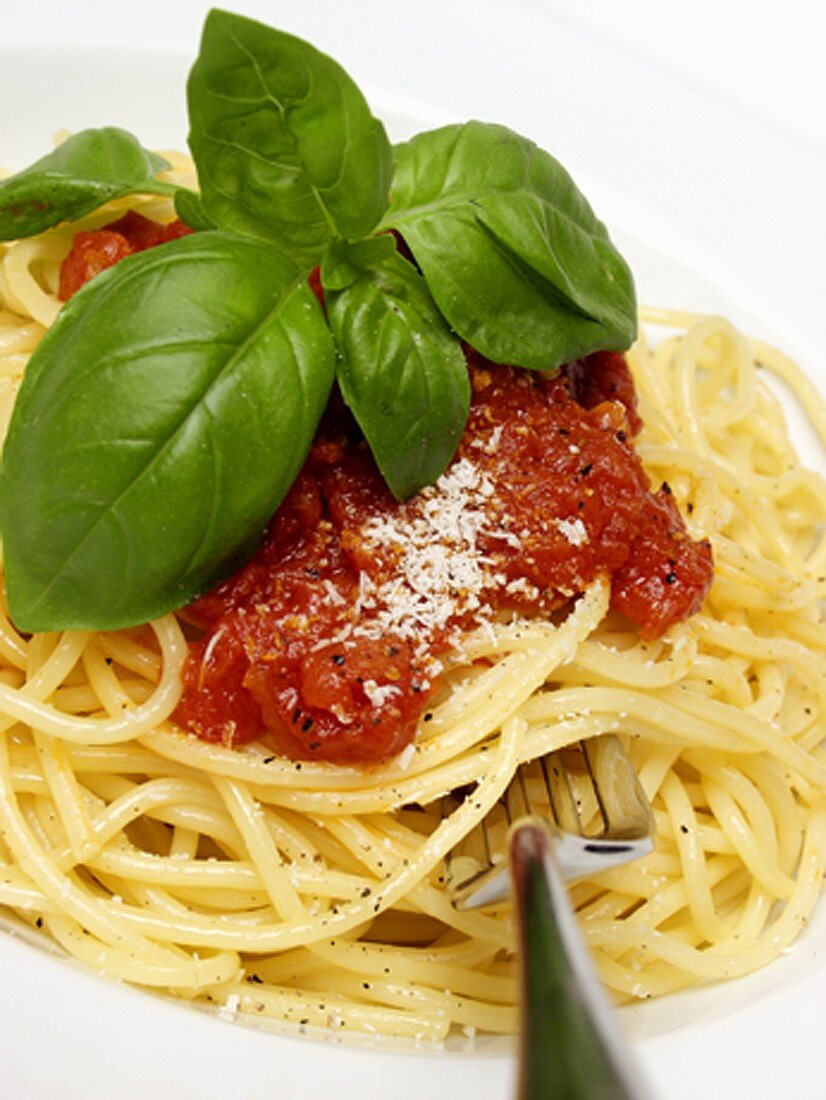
[510,820,652,1100]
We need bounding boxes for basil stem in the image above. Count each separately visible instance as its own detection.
[173,188,215,230]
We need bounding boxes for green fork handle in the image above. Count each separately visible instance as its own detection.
[510,819,654,1100]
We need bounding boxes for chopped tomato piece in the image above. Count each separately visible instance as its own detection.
[59,212,192,299]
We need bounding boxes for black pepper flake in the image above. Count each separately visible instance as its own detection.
[104,657,113,666]
[308,741,320,751]
[680,825,689,834]
[579,463,593,477]
[686,502,695,514]
[661,481,673,495]
[423,712,433,722]
[331,654,345,666]
[360,886,372,898]
[248,973,263,984]
[291,707,302,724]
[301,717,314,733]
[263,756,276,764]
[35,917,43,929]
[665,571,678,585]
[362,982,371,990]
[616,429,627,442]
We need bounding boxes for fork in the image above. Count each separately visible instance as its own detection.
[447,735,655,1100]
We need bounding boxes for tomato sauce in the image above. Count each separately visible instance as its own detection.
[59,211,192,299]
[58,218,713,765]
[176,351,713,764]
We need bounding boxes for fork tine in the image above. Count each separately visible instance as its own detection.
[540,753,582,835]
[447,734,654,910]
[506,764,532,821]
[581,735,654,840]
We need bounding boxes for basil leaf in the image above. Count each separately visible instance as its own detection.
[381,122,637,371]
[187,9,393,265]
[324,240,469,499]
[173,188,215,230]
[1,232,335,632]
[0,127,175,241]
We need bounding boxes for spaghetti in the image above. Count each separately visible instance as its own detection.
[0,170,824,1042]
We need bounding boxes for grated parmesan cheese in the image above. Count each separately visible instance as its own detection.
[361,679,402,708]
[354,456,514,645]
[555,517,589,547]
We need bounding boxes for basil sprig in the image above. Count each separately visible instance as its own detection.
[0,7,637,632]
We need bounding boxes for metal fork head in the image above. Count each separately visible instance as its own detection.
[446,734,654,910]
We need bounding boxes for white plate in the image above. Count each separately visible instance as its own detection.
[1,3,824,1098]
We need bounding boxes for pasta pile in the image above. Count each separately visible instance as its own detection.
[0,169,823,1042]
